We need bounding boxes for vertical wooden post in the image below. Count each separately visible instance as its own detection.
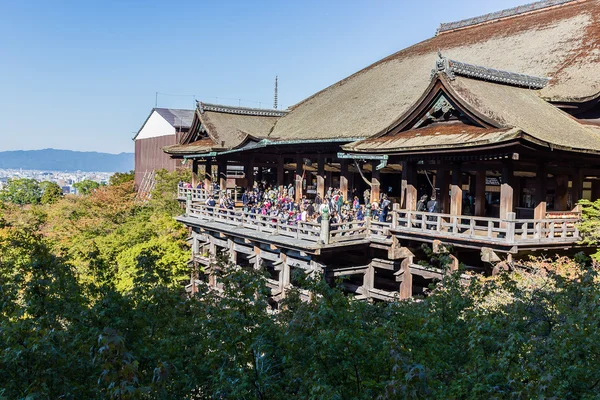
[277,155,284,190]
[295,154,303,203]
[500,161,514,220]
[475,170,486,217]
[534,161,547,220]
[317,155,325,199]
[256,166,263,185]
[592,180,600,201]
[227,238,236,264]
[246,158,255,190]
[438,168,450,213]
[450,163,463,216]
[191,159,198,187]
[555,174,569,211]
[571,169,583,208]
[399,257,413,299]
[371,161,381,204]
[363,264,374,296]
[218,159,227,193]
[400,161,407,209]
[205,159,213,193]
[280,252,290,291]
[253,245,261,270]
[340,159,349,202]
[405,161,418,211]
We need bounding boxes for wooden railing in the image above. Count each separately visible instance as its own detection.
[187,203,322,243]
[181,195,581,248]
[178,187,212,202]
[329,220,367,243]
[390,210,580,245]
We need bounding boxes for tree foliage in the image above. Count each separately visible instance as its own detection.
[0,177,41,204]
[1,172,599,398]
[74,179,102,195]
[109,170,135,186]
[40,180,63,204]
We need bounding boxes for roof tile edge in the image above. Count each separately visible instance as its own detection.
[436,0,577,35]
[432,53,549,89]
[197,101,288,117]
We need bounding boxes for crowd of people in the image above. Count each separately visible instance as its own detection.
[181,181,396,227]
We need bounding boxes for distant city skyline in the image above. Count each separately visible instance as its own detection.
[0,0,526,154]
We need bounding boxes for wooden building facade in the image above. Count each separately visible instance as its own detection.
[164,0,600,301]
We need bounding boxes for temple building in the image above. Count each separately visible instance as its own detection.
[134,108,194,188]
[163,0,600,301]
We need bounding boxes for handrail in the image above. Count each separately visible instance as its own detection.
[183,197,582,247]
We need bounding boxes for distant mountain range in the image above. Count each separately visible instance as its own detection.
[0,149,134,172]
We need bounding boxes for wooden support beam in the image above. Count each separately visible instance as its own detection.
[500,161,514,220]
[399,256,413,299]
[295,154,303,203]
[277,155,284,189]
[438,168,450,214]
[474,170,486,217]
[317,156,325,199]
[371,160,381,204]
[279,252,290,292]
[571,169,583,207]
[191,159,199,187]
[450,163,462,216]
[534,161,547,220]
[405,161,417,211]
[362,264,375,298]
[205,159,213,193]
[555,174,569,211]
[592,180,600,201]
[218,159,227,193]
[400,161,407,208]
[246,158,255,189]
[340,159,349,202]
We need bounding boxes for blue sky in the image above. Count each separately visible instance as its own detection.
[0,0,526,154]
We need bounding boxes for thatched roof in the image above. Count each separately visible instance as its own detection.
[344,71,600,154]
[164,102,285,155]
[269,0,600,142]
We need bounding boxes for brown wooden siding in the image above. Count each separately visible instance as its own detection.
[135,135,179,188]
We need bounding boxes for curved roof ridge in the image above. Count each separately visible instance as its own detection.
[437,0,578,35]
[434,54,549,89]
[198,101,287,117]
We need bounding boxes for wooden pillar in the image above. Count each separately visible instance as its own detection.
[371,161,381,204]
[246,158,255,189]
[399,257,413,300]
[204,159,212,192]
[438,168,450,214]
[317,155,325,199]
[218,159,227,193]
[555,174,569,211]
[500,161,514,220]
[571,169,583,208]
[400,161,407,208]
[534,161,547,219]
[295,154,303,203]
[450,163,463,216]
[592,180,600,201]
[191,159,199,187]
[340,159,349,202]
[405,161,417,211]
[279,252,290,291]
[277,155,284,189]
[256,166,263,185]
[474,170,486,217]
[326,167,333,194]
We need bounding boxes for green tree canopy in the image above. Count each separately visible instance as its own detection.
[0,177,41,204]
[73,179,102,195]
[40,181,63,204]
[109,170,134,186]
